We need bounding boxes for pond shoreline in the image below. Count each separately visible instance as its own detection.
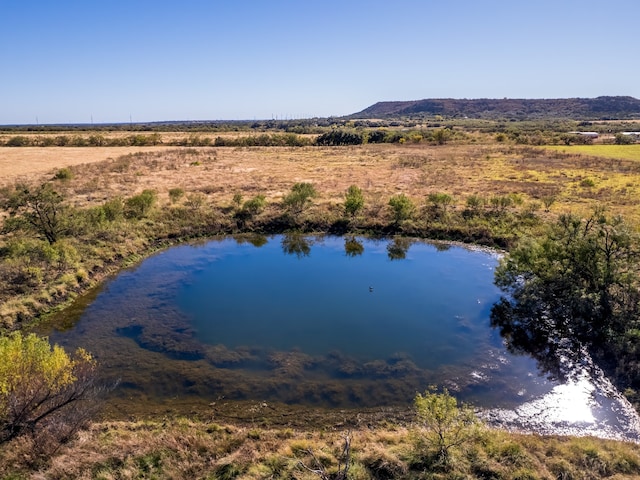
[35,234,640,442]
[13,219,512,334]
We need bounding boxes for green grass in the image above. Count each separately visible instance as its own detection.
[544,144,640,161]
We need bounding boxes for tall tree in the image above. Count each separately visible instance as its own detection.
[1,183,67,244]
[491,211,640,379]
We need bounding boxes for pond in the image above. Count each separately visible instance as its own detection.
[42,235,640,440]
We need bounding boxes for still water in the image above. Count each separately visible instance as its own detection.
[43,235,640,440]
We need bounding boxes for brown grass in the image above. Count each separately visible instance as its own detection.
[4,143,638,223]
[2,417,639,480]
[0,146,172,183]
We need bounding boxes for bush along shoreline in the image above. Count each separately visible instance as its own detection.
[0,179,533,332]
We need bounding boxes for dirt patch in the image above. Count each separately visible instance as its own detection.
[0,146,172,185]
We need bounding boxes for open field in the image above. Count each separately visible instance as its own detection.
[3,143,640,223]
[0,146,171,182]
[543,144,640,161]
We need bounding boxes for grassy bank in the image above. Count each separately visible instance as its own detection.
[3,417,640,479]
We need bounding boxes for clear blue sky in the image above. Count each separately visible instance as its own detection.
[2,0,639,124]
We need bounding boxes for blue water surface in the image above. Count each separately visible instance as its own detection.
[44,235,550,409]
[178,236,500,368]
[40,235,640,440]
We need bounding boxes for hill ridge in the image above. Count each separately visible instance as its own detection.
[351,96,640,120]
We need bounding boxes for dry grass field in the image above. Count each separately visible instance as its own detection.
[3,142,639,223]
[0,146,171,182]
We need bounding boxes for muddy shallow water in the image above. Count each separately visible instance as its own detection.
[40,235,640,441]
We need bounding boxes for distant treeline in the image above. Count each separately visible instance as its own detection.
[2,134,164,147]
[0,133,315,148]
[0,129,466,148]
[0,119,336,134]
[2,126,638,148]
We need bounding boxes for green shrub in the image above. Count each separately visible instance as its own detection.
[20,266,44,286]
[615,133,636,145]
[102,197,125,222]
[283,182,317,215]
[232,193,243,209]
[316,130,364,146]
[366,130,388,143]
[431,128,451,145]
[580,178,596,188]
[2,183,67,244]
[212,461,243,480]
[38,135,56,146]
[427,192,454,218]
[0,333,98,446]
[5,136,31,147]
[185,192,206,211]
[88,134,106,146]
[127,134,161,146]
[489,195,513,214]
[50,239,80,270]
[54,135,70,146]
[75,268,89,284]
[344,185,365,218]
[511,468,540,480]
[413,387,482,466]
[465,194,485,215]
[53,167,74,181]
[242,194,267,215]
[168,188,185,204]
[125,190,157,219]
[69,135,88,147]
[388,193,415,223]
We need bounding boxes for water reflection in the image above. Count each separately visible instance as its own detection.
[344,237,364,257]
[490,298,585,382]
[386,237,414,260]
[484,362,640,442]
[281,233,312,258]
[44,236,523,406]
[433,242,452,252]
[234,233,268,248]
[488,281,640,441]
